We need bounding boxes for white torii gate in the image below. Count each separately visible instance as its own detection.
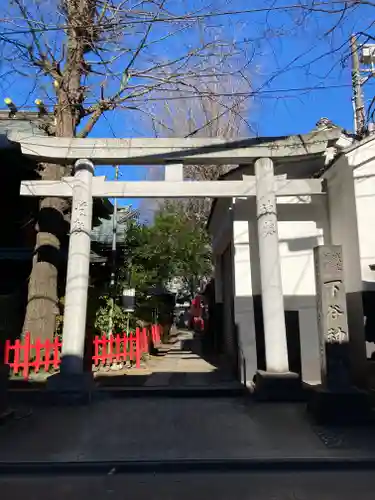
[15,131,336,386]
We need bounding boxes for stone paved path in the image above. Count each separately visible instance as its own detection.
[0,399,340,462]
[9,329,237,390]
[3,332,375,468]
[143,330,239,389]
[3,395,375,463]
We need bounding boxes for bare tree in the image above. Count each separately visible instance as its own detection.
[141,59,253,223]
[288,1,375,130]
[0,0,253,341]
[248,0,375,121]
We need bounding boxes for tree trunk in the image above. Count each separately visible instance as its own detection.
[23,165,68,342]
[23,0,93,342]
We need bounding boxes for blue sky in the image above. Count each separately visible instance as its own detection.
[1,1,374,211]
[95,0,375,210]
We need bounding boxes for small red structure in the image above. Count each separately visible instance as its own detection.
[4,324,162,380]
[189,295,205,332]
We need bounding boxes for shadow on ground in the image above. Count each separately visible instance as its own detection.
[3,392,375,463]
[3,332,375,467]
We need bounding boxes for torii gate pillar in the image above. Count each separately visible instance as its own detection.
[254,158,301,400]
[255,157,289,373]
[60,159,94,375]
[47,159,95,399]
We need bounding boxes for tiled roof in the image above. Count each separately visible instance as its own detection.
[0,112,50,150]
[91,208,134,245]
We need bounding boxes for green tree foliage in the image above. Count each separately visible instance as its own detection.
[130,204,211,294]
[90,204,211,329]
[119,204,211,324]
[94,296,129,334]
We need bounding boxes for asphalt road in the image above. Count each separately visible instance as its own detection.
[2,470,375,500]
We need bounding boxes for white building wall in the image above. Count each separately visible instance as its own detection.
[229,195,328,385]
[349,139,375,364]
[232,199,258,386]
[325,156,363,293]
[209,143,375,386]
[349,139,375,288]
[210,198,236,366]
[276,195,328,384]
[325,145,370,386]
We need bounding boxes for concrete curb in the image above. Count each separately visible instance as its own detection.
[102,387,246,397]
[2,457,375,475]
[8,386,247,403]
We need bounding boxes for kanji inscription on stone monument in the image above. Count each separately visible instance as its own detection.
[314,245,350,390]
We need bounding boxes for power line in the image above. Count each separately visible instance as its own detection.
[183,25,374,137]
[1,82,372,110]
[0,2,349,37]
[117,83,375,99]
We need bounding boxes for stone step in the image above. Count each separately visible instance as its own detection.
[7,385,246,404]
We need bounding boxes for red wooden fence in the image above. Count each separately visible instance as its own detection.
[4,324,161,380]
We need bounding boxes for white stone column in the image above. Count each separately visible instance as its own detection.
[60,159,94,375]
[255,157,289,373]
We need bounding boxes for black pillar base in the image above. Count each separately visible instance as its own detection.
[46,372,94,405]
[307,387,373,425]
[254,370,304,401]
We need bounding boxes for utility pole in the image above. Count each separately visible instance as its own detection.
[108,166,119,336]
[351,34,366,136]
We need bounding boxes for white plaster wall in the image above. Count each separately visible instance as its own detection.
[326,139,375,289]
[208,143,375,385]
[230,195,327,385]
[232,199,258,385]
[325,156,362,293]
[351,144,375,359]
[217,194,328,385]
[325,147,369,380]
[350,143,375,288]
[278,204,323,298]
[276,195,328,384]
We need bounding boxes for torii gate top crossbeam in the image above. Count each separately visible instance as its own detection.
[20,176,325,198]
[8,128,341,165]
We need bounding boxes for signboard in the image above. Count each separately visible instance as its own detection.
[122,288,135,312]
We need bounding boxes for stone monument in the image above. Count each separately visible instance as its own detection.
[307,245,371,424]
